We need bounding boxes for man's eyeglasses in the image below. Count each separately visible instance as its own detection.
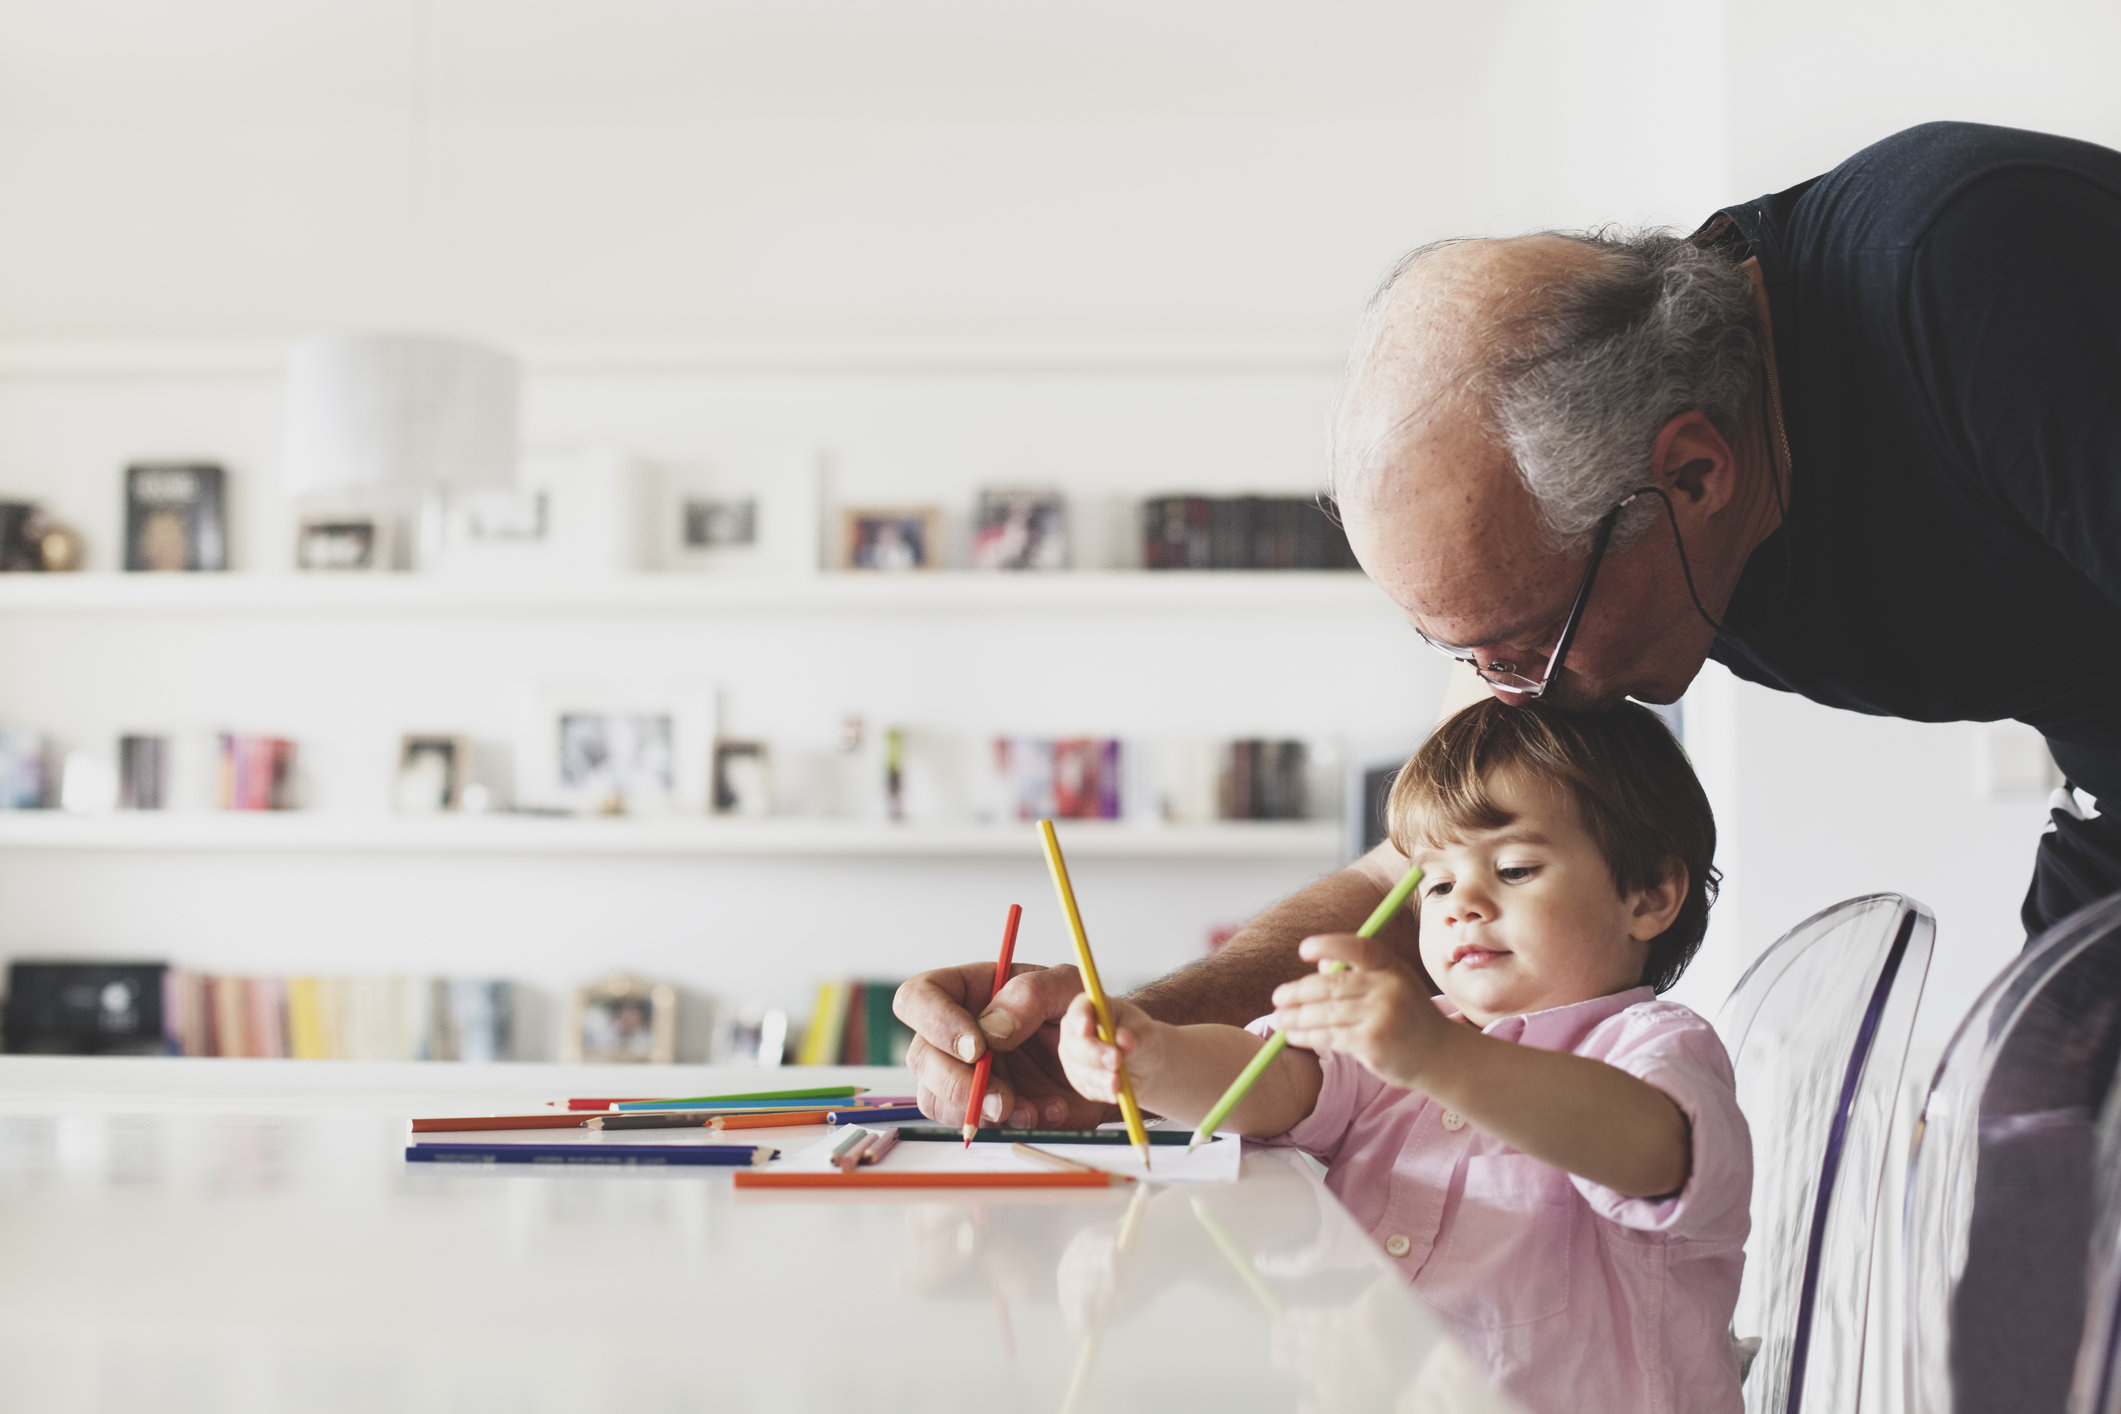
[1413,492,1640,700]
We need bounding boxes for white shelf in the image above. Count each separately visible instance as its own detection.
[0,570,1384,616]
[0,812,1346,861]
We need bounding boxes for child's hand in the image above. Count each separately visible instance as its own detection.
[1270,932,1453,1091]
[1056,994,1163,1105]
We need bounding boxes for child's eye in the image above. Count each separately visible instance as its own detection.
[1425,880,1454,898]
[1497,865,1539,883]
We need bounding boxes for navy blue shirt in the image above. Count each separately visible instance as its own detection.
[1709,122,2121,928]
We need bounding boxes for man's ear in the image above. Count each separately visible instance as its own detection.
[1648,412,1739,516]
[1625,859,1690,942]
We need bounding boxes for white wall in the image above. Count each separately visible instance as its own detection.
[0,0,2115,1069]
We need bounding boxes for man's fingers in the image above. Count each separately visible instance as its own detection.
[895,964,1011,1067]
[978,963,1085,1054]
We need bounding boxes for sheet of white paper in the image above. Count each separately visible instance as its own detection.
[779,1128,1241,1184]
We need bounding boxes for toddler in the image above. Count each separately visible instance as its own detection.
[1060,698,1749,1414]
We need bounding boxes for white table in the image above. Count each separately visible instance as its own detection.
[0,1058,1517,1413]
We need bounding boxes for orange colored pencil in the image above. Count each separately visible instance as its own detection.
[411,1114,588,1133]
[733,1170,1132,1190]
[965,903,1024,1146]
[710,1109,835,1130]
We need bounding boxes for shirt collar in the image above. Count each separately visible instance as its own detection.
[1434,986,1656,1053]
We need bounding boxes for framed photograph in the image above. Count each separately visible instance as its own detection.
[840,506,942,572]
[124,462,227,573]
[713,740,773,817]
[565,974,677,1064]
[660,451,820,576]
[296,513,397,572]
[517,684,714,815]
[972,488,1068,571]
[394,734,468,813]
[428,447,651,577]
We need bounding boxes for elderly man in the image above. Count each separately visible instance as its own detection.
[897,120,2121,1131]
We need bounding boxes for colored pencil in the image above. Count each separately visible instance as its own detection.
[412,1114,593,1133]
[586,1112,722,1131]
[1185,863,1424,1154]
[1013,1142,1097,1174]
[612,1086,867,1112]
[406,1143,777,1167]
[859,1127,900,1165]
[709,1109,836,1130]
[563,1094,911,1112]
[1190,1193,1284,1317]
[895,1126,1205,1146]
[733,1170,1133,1190]
[833,1129,879,1172]
[826,1106,924,1124]
[586,1105,879,1130]
[965,903,1024,1146]
[1038,819,1151,1172]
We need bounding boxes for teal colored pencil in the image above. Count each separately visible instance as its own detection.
[1183,865,1424,1154]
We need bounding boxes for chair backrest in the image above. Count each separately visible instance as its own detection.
[2072,1087,2121,1414]
[1905,892,2121,1414]
[1717,894,1936,1414]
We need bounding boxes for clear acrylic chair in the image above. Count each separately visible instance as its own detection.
[1717,894,1936,1414]
[1906,892,2121,1414]
[2074,1084,2121,1414]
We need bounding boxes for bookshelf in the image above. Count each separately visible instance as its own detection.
[0,812,1344,860]
[0,569,1385,617]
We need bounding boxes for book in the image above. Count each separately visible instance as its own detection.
[839,982,869,1066]
[124,462,227,573]
[217,735,296,811]
[995,736,1123,820]
[799,981,851,1066]
[863,982,914,1066]
[1141,494,1358,570]
[971,489,1068,571]
[1219,740,1309,820]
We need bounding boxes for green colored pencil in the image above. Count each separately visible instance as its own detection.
[1183,865,1424,1154]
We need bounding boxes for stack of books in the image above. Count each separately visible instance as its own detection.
[797,980,916,1066]
[162,972,514,1060]
[1142,495,1360,570]
[1218,740,1310,820]
[216,734,297,811]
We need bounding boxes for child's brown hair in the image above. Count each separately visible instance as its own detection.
[1387,697,1719,993]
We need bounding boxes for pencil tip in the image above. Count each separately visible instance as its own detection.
[1139,1143,1153,1173]
[961,1123,977,1147]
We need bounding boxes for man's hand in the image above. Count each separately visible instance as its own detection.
[1270,932,1453,1091]
[894,962,1116,1129]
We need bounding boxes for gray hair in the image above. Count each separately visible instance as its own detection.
[1340,230,1761,556]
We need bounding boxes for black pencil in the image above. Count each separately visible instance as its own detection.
[895,1126,1206,1147]
[585,1111,716,1131]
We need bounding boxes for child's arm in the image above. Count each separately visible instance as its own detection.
[1275,934,1690,1199]
[1055,994,1325,1140]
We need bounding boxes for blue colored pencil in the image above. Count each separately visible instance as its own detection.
[406,1142,776,1167]
[827,1106,925,1124]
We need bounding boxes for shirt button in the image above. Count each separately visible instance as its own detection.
[1385,1234,1412,1258]
[1441,1111,1466,1131]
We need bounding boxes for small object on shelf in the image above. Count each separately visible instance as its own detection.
[0,502,83,572]
[565,973,677,1064]
[3,961,167,1055]
[295,511,397,572]
[519,683,714,816]
[1140,494,1358,570]
[0,731,49,809]
[884,727,905,821]
[216,734,296,810]
[58,750,118,814]
[124,463,228,572]
[840,506,941,572]
[972,488,1067,571]
[995,738,1122,821]
[658,451,821,576]
[394,734,469,813]
[1218,740,1309,820]
[710,1002,790,1067]
[118,735,168,810]
[712,740,772,817]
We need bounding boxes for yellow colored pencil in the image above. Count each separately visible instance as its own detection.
[1038,819,1152,1172]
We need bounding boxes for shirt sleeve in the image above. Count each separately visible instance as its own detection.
[1240,1015,1386,1160]
[1568,1002,1753,1247]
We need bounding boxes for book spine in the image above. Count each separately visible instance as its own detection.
[839,982,868,1067]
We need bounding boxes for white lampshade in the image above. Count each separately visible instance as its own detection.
[282,333,520,496]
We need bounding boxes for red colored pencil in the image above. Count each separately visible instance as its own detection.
[964,903,1024,1146]
[733,1170,1131,1190]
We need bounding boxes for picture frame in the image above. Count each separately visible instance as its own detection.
[427,447,650,577]
[660,450,821,576]
[564,973,677,1064]
[516,684,715,815]
[296,512,397,572]
[712,740,773,817]
[394,734,469,813]
[839,506,942,572]
[972,488,1068,571]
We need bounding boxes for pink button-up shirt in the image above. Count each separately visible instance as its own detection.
[1253,986,1749,1414]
